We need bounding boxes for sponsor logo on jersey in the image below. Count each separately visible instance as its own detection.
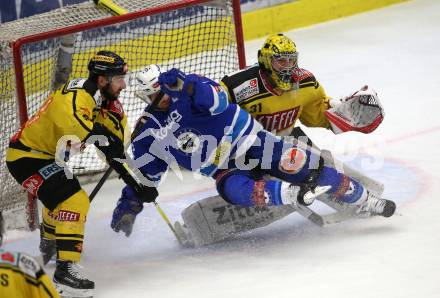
[176,128,201,155]
[1,252,15,264]
[255,106,300,132]
[19,254,38,276]
[279,147,307,174]
[150,110,182,140]
[233,78,259,103]
[57,210,80,222]
[213,141,232,166]
[38,163,63,180]
[22,174,44,196]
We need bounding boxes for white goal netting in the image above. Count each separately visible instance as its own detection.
[0,0,244,229]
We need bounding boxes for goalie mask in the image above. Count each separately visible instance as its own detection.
[258,34,298,91]
[134,64,162,104]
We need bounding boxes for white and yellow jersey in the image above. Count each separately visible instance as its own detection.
[7,78,128,162]
[220,64,331,136]
[0,249,59,298]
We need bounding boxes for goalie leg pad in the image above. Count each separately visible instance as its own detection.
[181,195,295,246]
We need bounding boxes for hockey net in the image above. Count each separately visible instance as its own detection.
[0,0,245,230]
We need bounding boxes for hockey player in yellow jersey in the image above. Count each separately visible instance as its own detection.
[221,33,384,136]
[6,51,158,298]
[0,212,60,298]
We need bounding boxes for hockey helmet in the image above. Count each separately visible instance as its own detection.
[134,64,162,104]
[88,50,128,78]
[258,34,298,91]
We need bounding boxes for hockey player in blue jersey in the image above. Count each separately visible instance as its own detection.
[110,66,396,237]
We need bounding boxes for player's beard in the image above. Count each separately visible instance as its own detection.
[101,82,119,101]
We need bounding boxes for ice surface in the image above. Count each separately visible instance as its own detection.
[3,0,440,297]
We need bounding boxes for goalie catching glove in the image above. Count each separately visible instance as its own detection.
[325,86,384,134]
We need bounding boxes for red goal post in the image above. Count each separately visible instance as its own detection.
[0,0,245,230]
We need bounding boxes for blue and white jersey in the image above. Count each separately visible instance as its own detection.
[131,75,263,186]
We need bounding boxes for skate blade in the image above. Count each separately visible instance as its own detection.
[55,283,94,298]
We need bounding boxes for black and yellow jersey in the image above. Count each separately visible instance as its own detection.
[7,78,128,162]
[220,64,331,136]
[0,249,59,298]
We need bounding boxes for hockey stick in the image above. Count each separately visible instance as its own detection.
[89,94,161,202]
[153,202,184,246]
[87,93,188,243]
[93,0,127,16]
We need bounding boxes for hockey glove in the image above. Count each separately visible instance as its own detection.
[111,186,144,237]
[108,159,158,203]
[90,122,125,161]
[159,68,193,98]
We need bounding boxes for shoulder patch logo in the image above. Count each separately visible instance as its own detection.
[67,78,86,90]
[233,78,259,103]
[176,128,201,155]
[292,68,314,82]
[22,174,44,196]
[1,252,15,264]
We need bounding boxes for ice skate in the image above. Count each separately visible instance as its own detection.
[357,191,396,218]
[281,183,332,206]
[53,260,94,298]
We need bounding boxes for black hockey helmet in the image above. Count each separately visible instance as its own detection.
[88,50,127,78]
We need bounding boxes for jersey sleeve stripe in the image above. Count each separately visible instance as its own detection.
[209,85,229,115]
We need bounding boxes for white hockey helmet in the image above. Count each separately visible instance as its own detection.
[135,64,162,104]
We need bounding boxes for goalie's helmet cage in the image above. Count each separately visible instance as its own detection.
[0,0,245,230]
[258,33,298,91]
